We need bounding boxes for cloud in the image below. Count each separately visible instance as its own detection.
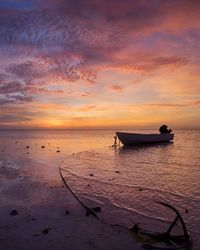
[146,103,187,107]
[5,56,97,86]
[37,0,200,32]
[109,55,188,73]
[6,61,45,79]
[81,92,90,97]
[78,105,96,111]
[193,100,200,105]
[0,1,199,55]
[0,98,15,105]
[23,86,63,94]
[0,1,195,86]
[0,81,22,94]
[0,94,33,105]
[0,0,199,129]
[153,56,188,67]
[0,114,31,123]
[144,100,200,108]
[110,84,124,92]
[10,94,33,102]
[0,73,7,83]
[0,79,34,105]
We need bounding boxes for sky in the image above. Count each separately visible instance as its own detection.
[0,0,200,130]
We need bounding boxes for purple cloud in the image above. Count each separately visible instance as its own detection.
[23,86,63,94]
[153,56,188,67]
[0,114,31,123]
[0,94,33,105]
[0,0,199,110]
[0,81,22,94]
[0,80,34,105]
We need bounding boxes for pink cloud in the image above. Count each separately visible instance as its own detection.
[153,56,188,67]
[110,84,124,92]
[78,105,96,111]
[81,92,90,97]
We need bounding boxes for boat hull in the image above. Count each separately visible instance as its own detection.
[116,132,174,145]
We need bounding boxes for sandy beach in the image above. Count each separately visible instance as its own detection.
[0,143,141,250]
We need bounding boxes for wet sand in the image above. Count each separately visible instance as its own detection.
[0,151,140,250]
[1,129,199,250]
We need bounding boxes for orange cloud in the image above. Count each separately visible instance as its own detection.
[78,105,96,111]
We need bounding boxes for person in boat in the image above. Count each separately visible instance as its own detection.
[159,124,172,134]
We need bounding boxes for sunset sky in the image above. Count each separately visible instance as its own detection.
[0,0,199,129]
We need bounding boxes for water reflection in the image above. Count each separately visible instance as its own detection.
[0,130,199,249]
[117,141,174,154]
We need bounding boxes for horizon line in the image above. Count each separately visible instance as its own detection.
[0,127,199,131]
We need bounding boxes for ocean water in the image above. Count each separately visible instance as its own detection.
[0,129,199,249]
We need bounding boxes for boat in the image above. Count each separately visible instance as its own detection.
[116,132,174,145]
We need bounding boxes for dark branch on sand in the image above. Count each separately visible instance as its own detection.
[59,167,102,221]
[155,201,190,241]
[129,201,191,249]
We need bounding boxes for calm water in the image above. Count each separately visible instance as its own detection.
[0,129,200,249]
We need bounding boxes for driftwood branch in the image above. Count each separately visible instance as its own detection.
[59,167,101,221]
[155,201,190,241]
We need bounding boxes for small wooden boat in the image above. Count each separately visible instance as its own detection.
[116,132,174,145]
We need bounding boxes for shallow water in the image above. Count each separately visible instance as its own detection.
[0,129,199,249]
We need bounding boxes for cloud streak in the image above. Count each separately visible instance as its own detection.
[0,114,31,123]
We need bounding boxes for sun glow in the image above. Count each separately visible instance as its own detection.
[46,120,65,127]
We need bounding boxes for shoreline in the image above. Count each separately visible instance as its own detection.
[0,153,141,250]
[0,130,199,250]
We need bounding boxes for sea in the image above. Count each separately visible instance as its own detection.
[0,129,199,249]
